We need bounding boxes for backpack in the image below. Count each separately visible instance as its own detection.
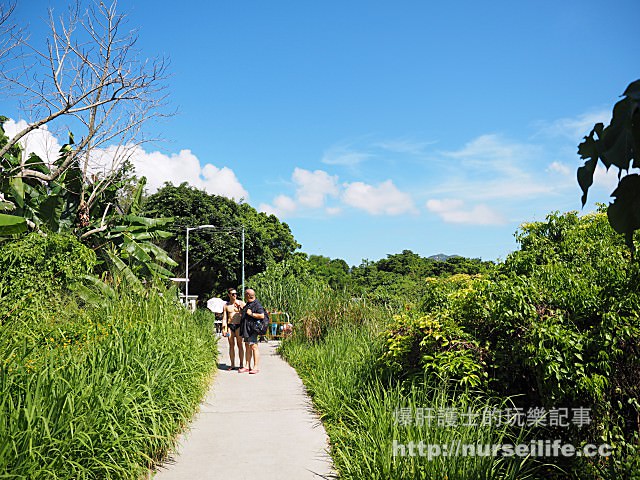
[254,310,270,335]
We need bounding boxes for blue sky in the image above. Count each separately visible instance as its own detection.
[8,0,640,266]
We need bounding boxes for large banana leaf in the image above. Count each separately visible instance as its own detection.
[142,241,178,266]
[0,214,27,235]
[122,215,174,228]
[106,249,144,294]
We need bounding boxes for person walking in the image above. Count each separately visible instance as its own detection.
[221,288,245,370]
[239,288,266,374]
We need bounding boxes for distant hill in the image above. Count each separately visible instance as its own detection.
[427,254,461,262]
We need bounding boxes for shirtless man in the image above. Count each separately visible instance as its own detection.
[222,287,245,370]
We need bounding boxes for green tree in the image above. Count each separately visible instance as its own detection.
[307,255,352,290]
[142,183,300,298]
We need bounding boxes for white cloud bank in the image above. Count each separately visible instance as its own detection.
[2,118,248,201]
[129,146,248,200]
[260,168,341,217]
[293,168,339,208]
[3,119,63,164]
[426,198,506,225]
[260,169,417,218]
[342,180,418,215]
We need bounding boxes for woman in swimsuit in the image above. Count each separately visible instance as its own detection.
[222,287,246,370]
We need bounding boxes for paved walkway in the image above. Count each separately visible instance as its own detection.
[153,339,335,480]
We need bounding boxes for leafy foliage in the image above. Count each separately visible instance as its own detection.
[143,182,300,297]
[381,309,489,387]
[0,120,178,282]
[577,79,640,255]
[0,232,96,299]
[0,118,83,235]
[350,250,494,303]
[378,210,640,477]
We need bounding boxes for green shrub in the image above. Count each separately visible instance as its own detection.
[0,232,96,298]
[377,210,640,477]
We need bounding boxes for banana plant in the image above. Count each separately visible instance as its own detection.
[0,118,81,236]
[1,117,177,282]
[84,177,178,280]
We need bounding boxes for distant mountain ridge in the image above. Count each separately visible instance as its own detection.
[427,253,461,261]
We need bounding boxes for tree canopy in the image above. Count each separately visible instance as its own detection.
[142,182,300,298]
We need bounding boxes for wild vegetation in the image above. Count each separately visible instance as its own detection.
[0,233,217,478]
[1,2,638,477]
[259,209,639,479]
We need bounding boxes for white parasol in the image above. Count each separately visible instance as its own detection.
[206,297,226,314]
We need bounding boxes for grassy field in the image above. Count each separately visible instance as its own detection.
[279,316,536,480]
[0,287,218,479]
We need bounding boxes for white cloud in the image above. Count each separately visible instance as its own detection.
[325,206,342,215]
[373,139,435,155]
[292,167,339,208]
[592,164,621,193]
[342,179,418,215]
[3,118,248,201]
[260,168,340,218]
[129,146,248,200]
[537,110,610,140]
[259,194,297,217]
[426,198,506,225]
[443,134,538,175]
[547,161,571,176]
[435,134,553,200]
[321,145,372,166]
[3,119,62,164]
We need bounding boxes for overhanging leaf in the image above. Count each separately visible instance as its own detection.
[577,158,597,207]
[106,249,144,294]
[607,174,640,251]
[623,79,640,101]
[598,98,635,171]
[0,214,27,234]
[38,194,65,232]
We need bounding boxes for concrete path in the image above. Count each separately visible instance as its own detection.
[153,339,335,480]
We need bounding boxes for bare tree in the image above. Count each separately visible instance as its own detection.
[0,0,170,226]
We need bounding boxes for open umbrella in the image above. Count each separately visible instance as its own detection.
[206,297,225,314]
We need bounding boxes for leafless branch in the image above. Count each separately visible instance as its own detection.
[1,0,171,202]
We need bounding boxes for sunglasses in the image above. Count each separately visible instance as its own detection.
[230,292,237,296]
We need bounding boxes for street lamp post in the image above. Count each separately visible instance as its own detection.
[185,224,215,307]
[241,225,245,294]
[184,224,245,308]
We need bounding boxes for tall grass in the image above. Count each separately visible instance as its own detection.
[280,319,536,479]
[249,273,388,340]
[0,285,218,478]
